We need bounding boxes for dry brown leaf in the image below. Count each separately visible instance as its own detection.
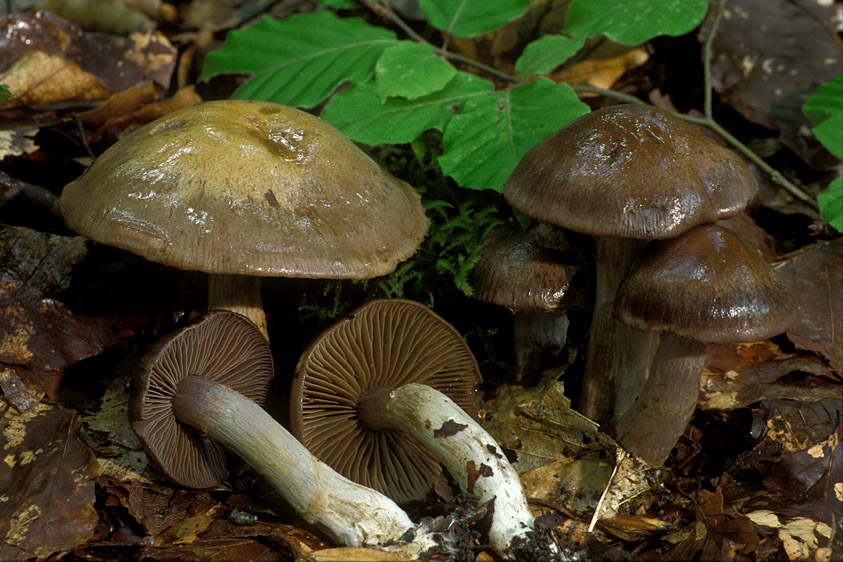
[0,11,176,108]
[0,51,112,108]
[549,47,650,89]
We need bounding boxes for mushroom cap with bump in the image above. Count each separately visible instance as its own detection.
[471,222,590,312]
[614,224,795,344]
[503,104,758,239]
[60,100,428,278]
[130,310,274,488]
[291,299,483,504]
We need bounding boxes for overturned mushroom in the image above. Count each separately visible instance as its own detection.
[612,224,795,464]
[129,310,443,557]
[292,299,544,559]
[504,104,758,424]
[60,100,428,339]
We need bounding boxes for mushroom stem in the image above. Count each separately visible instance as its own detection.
[512,309,569,384]
[171,375,435,556]
[610,332,708,465]
[208,274,267,340]
[580,236,653,425]
[357,383,540,560]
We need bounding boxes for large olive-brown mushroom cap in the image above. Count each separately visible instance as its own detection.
[60,100,428,278]
[503,104,758,239]
[130,310,274,488]
[291,299,482,504]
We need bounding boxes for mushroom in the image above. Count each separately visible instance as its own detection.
[612,224,795,464]
[59,100,428,339]
[130,310,274,488]
[503,104,758,425]
[129,310,444,557]
[291,299,542,560]
[471,222,590,384]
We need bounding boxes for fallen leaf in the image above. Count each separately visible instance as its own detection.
[698,0,842,163]
[0,405,101,560]
[0,11,176,109]
[0,51,112,108]
[777,238,843,375]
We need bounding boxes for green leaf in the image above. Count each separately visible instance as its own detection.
[804,74,843,160]
[818,177,842,233]
[200,12,396,108]
[375,42,457,101]
[321,71,492,144]
[0,84,14,101]
[438,78,590,191]
[315,0,356,7]
[418,0,529,38]
[515,34,585,77]
[564,0,708,45]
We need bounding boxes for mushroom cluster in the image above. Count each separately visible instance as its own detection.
[503,104,793,463]
[60,100,428,339]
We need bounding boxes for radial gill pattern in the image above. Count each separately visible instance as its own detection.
[291,299,482,504]
[130,310,274,488]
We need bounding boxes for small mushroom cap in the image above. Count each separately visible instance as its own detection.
[471,222,590,311]
[503,104,758,239]
[614,224,795,344]
[130,310,274,488]
[60,100,428,278]
[291,299,482,504]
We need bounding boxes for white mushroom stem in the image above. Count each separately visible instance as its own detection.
[171,375,436,557]
[611,332,708,465]
[208,274,268,340]
[358,383,538,560]
[579,236,654,424]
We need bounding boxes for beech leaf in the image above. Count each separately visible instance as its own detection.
[375,42,457,101]
[564,0,708,45]
[438,78,589,191]
[418,0,529,38]
[200,12,397,108]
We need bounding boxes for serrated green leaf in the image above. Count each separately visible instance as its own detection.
[515,34,585,77]
[438,78,590,191]
[564,0,708,45]
[321,71,492,144]
[376,42,457,101]
[418,0,529,38]
[818,177,842,233]
[804,75,843,160]
[200,12,396,108]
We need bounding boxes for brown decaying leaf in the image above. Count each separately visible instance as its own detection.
[778,238,843,375]
[698,0,842,162]
[0,225,122,411]
[0,10,176,109]
[0,405,101,561]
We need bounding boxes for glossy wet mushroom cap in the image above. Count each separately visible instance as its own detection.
[291,299,482,504]
[471,222,589,312]
[614,223,795,344]
[503,104,758,239]
[60,100,428,278]
[130,310,274,488]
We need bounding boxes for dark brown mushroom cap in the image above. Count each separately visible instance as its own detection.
[614,224,795,344]
[130,310,274,488]
[503,104,758,239]
[290,299,482,504]
[60,100,428,278]
[471,223,590,311]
